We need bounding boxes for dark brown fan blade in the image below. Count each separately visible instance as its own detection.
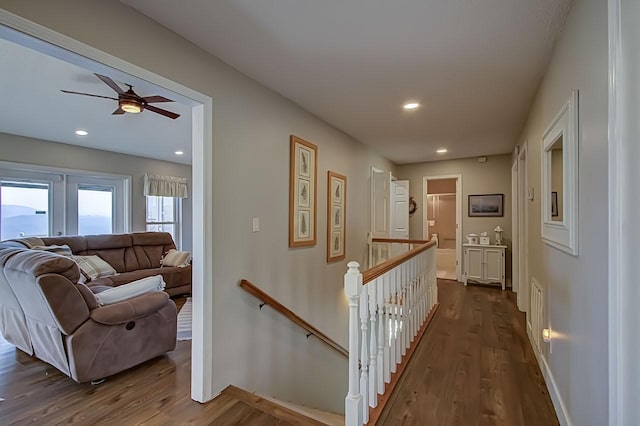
[94,73,124,94]
[112,107,125,115]
[145,104,180,119]
[61,90,118,100]
[143,95,173,103]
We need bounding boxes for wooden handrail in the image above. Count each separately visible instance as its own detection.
[363,240,436,284]
[371,237,431,245]
[239,279,349,358]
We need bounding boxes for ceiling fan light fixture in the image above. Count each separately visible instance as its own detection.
[120,99,143,114]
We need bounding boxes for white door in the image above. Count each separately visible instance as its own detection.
[390,180,409,239]
[484,249,503,282]
[465,248,484,281]
[370,167,390,238]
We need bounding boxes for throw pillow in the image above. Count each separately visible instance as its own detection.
[94,275,166,306]
[162,249,191,267]
[72,255,117,281]
[32,244,73,257]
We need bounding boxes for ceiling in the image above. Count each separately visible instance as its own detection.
[0,37,192,165]
[124,0,572,164]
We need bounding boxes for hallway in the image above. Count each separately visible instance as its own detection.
[378,280,558,425]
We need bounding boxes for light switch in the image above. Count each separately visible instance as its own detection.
[252,217,260,232]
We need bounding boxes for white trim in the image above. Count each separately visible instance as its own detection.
[511,159,519,295]
[517,142,528,314]
[0,11,215,402]
[540,91,579,256]
[422,174,462,281]
[527,328,572,426]
[607,0,620,420]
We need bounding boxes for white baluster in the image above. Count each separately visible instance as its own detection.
[368,280,377,408]
[377,273,386,391]
[360,287,369,424]
[402,262,409,356]
[383,272,392,382]
[393,266,404,362]
[390,267,397,373]
[344,262,363,426]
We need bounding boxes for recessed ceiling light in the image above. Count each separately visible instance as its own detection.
[174,150,184,155]
[403,102,420,110]
[75,129,88,136]
[436,148,448,154]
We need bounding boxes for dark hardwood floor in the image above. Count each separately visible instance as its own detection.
[377,280,559,426]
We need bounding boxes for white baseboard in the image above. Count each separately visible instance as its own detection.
[527,328,572,426]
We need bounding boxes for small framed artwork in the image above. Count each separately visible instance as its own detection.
[327,171,346,262]
[468,194,504,217]
[289,135,318,247]
[551,191,558,217]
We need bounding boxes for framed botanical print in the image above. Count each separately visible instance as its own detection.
[327,171,346,262]
[289,135,318,247]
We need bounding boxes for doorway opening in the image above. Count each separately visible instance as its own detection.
[0,15,214,402]
[423,175,462,281]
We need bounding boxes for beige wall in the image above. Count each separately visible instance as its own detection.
[0,0,396,412]
[398,154,512,278]
[515,0,608,424]
[426,178,456,194]
[0,132,193,251]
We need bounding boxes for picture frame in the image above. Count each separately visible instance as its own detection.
[468,194,504,217]
[551,191,558,217]
[327,171,346,262]
[289,135,318,247]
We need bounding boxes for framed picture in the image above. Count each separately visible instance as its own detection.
[468,194,504,217]
[327,171,346,262]
[289,135,317,247]
[551,191,558,217]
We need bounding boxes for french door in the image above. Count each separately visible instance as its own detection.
[0,166,128,239]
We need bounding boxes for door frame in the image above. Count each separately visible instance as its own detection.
[608,0,638,422]
[0,12,215,402]
[511,154,519,296]
[517,142,529,314]
[422,174,462,281]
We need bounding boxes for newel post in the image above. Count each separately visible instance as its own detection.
[345,261,363,426]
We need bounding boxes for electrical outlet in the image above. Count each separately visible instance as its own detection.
[252,217,260,232]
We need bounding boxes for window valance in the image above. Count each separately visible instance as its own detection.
[144,174,189,198]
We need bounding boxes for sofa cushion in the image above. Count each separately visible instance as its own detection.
[32,245,73,257]
[72,255,117,281]
[161,249,191,267]
[94,275,166,306]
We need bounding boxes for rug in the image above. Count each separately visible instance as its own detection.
[176,297,192,341]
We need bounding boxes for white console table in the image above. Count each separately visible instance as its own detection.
[463,244,507,290]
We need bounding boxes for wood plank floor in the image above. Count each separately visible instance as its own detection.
[377,280,559,426]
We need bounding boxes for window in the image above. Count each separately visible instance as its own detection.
[0,162,129,239]
[146,196,180,248]
[0,180,51,240]
[77,185,114,235]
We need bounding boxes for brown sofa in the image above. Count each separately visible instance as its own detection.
[5,232,191,297]
[0,247,176,383]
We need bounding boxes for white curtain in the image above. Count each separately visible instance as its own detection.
[144,174,189,198]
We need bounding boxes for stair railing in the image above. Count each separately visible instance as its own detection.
[345,239,438,425]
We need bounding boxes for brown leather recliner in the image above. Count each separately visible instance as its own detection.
[0,247,177,383]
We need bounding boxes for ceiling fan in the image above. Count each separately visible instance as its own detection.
[61,73,180,119]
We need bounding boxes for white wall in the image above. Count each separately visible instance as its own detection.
[0,0,395,412]
[515,0,608,424]
[0,132,193,251]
